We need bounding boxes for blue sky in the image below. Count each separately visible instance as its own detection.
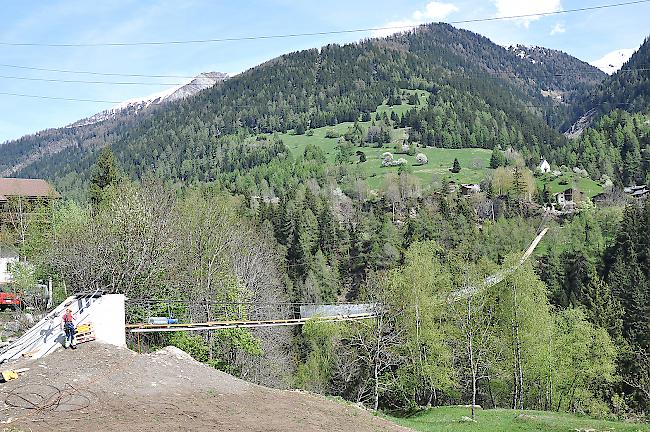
[1,0,649,142]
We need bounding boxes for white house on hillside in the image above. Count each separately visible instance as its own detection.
[0,245,18,286]
[538,158,551,173]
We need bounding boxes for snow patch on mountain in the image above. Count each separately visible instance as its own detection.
[590,49,635,74]
[69,72,228,128]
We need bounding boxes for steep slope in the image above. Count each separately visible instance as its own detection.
[3,344,405,432]
[507,44,605,99]
[1,23,605,192]
[0,72,228,177]
[72,72,229,127]
[567,36,650,133]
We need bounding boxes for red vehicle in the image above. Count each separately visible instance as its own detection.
[0,290,20,310]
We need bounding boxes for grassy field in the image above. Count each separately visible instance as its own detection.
[375,89,430,117]
[536,172,603,198]
[385,406,650,432]
[276,88,487,190]
[276,88,602,195]
[280,124,491,190]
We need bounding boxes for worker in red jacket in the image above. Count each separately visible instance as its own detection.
[61,308,77,349]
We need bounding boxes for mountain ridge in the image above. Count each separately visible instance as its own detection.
[0,71,228,178]
[68,71,229,128]
[590,48,637,75]
[0,23,609,190]
[565,36,650,135]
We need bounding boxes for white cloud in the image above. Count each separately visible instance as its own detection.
[492,0,562,27]
[372,1,458,38]
[590,48,636,74]
[550,22,565,35]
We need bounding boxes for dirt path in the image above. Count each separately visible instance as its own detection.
[0,344,408,432]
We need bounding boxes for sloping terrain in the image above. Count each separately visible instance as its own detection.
[71,72,229,128]
[387,405,650,432]
[0,344,406,432]
[567,36,650,131]
[0,23,605,193]
[0,72,228,178]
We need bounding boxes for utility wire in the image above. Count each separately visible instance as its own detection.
[0,63,200,79]
[0,50,646,83]
[0,88,635,108]
[0,74,220,86]
[0,91,120,104]
[0,0,647,47]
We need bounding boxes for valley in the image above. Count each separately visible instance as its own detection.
[0,10,648,432]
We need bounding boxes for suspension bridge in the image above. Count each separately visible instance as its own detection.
[0,227,548,363]
[125,301,377,333]
[125,227,549,333]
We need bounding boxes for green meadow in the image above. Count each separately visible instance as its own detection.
[385,406,650,432]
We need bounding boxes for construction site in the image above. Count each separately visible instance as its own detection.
[0,293,405,432]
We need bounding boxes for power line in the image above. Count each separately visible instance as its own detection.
[0,88,635,109]
[0,91,120,104]
[0,63,199,79]
[0,0,647,47]
[0,74,217,86]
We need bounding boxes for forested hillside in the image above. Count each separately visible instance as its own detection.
[2,23,606,194]
[568,37,650,129]
[562,110,650,186]
[0,72,228,179]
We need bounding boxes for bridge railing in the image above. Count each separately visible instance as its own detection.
[125,299,377,326]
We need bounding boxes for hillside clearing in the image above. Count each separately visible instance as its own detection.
[278,123,492,189]
[536,172,604,198]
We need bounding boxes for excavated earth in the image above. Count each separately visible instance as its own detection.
[0,343,408,432]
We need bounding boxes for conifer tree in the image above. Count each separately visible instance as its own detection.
[89,147,120,210]
[490,147,505,168]
[451,158,461,173]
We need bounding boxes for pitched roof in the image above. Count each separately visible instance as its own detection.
[0,178,60,202]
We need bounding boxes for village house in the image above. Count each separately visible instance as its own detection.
[0,178,60,250]
[0,177,60,225]
[461,184,481,196]
[623,185,649,201]
[554,188,575,212]
[0,178,59,292]
[538,158,551,174]
[0,178,60,208]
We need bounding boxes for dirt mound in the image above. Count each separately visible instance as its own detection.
[0,343,407,432]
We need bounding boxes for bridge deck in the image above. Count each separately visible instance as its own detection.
[126,313,375,333]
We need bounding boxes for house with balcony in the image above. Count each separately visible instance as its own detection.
[0,178,60,207]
